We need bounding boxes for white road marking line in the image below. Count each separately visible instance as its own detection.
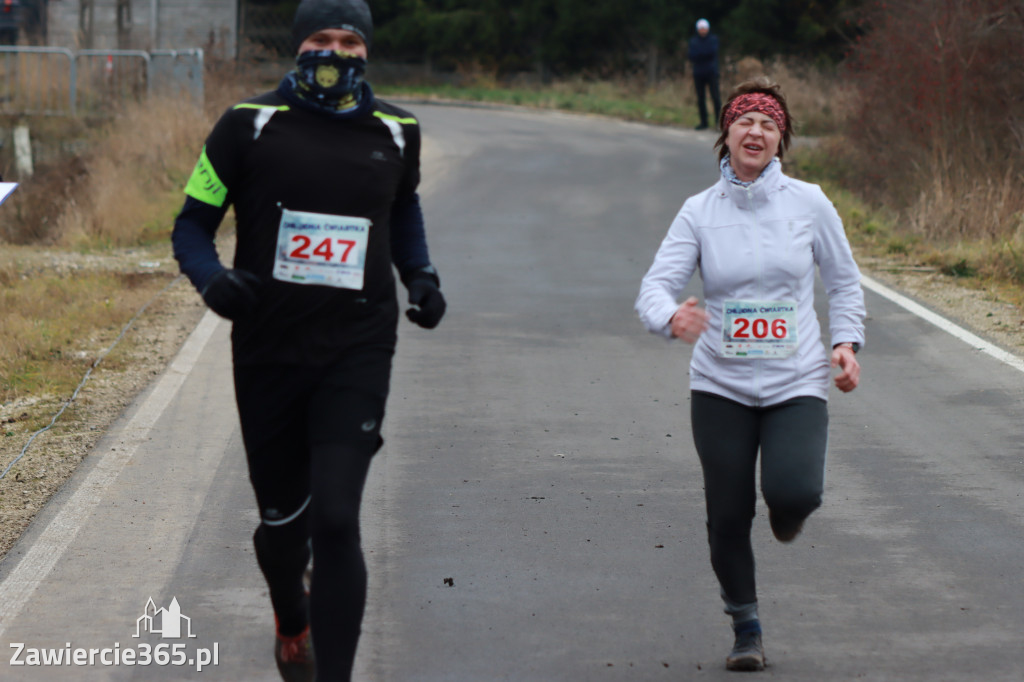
[0,311,222,640]
[861,274,1024,374]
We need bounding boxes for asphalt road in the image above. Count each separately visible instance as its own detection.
[1,103,1022,681]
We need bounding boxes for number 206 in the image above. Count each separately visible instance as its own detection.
[733,317,787,339]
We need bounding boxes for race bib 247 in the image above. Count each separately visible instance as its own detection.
[273,209,371,290]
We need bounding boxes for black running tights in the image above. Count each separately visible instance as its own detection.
[235,347,392,682]
[690,391,828,606]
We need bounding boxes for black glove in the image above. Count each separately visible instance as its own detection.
[201,269,262,321]
[403,269,446,329]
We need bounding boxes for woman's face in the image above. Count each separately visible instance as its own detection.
[725,111,781,182]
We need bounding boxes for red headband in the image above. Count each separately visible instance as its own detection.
[722,93,787,135]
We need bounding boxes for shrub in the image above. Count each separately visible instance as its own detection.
[842,0,1024,242]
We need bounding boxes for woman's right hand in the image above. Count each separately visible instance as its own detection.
[669,296,709,343]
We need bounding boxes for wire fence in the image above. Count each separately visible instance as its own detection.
[238,0,294,59]
[0,46,204,116]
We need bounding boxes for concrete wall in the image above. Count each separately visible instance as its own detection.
[46,0,236,57]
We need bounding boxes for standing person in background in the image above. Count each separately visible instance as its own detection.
[688,18,722,131]
[635,79,865,671]
[171,0,446,679]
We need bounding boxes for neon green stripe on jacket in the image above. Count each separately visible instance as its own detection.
[233,103,291,111]
[373,111,417,125]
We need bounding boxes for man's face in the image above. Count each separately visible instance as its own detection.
[298,28,368,58]
[698,26,709,37]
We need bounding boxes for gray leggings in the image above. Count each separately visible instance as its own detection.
[691,390,828,607]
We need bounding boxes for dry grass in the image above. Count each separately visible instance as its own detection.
[0,59,255,246]
[0,65,253,404]
[53,96,212,247]
[0,251,179,405]
[906,166,1024,243]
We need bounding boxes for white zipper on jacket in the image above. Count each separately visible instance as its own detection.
[747,184,763,406]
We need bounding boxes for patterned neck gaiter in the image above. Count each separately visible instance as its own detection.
[289,50,367,111]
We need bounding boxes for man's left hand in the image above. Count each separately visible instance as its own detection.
[405,273,446,329]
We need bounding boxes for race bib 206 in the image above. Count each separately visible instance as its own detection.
[721,299,798,358]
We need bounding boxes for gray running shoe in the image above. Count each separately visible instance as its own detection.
[726,629,765,671]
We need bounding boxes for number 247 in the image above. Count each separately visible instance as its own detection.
[289,235,357,263]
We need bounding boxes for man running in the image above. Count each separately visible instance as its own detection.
[171,1,446,679]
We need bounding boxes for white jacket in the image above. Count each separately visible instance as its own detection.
[636,160,865,406]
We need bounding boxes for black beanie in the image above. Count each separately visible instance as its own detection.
[291,0,373,53]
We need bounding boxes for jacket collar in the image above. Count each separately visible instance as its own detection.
[717,157,785,209]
